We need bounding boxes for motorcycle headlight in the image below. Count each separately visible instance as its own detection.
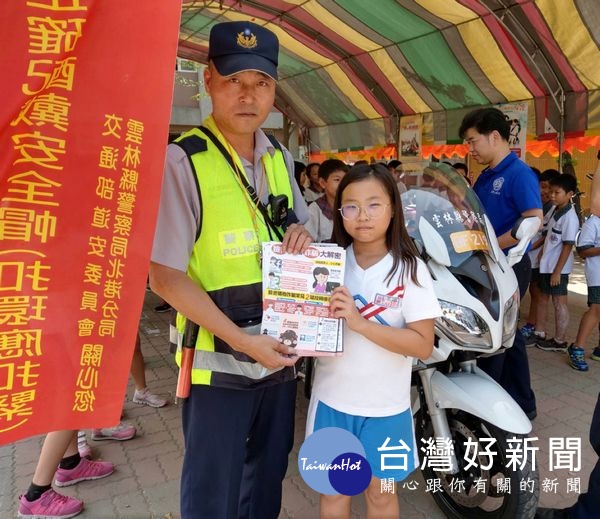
[502,290,519,347]
[435,300,492,349]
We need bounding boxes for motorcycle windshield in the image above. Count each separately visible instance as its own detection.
[401,162,493,267]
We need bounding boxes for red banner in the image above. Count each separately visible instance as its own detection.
[0,1,181,444]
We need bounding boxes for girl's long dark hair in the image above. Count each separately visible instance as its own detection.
[332,163,420,285]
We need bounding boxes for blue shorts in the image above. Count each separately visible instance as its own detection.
[588,286,600,306]
[309,400,417,482]
[539,273,569,296]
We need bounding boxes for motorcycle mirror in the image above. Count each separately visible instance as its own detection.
[483,213,503,270]
[418,218,452,266]
[506,216,542,267]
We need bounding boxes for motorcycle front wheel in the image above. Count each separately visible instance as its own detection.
[415,409,539,519]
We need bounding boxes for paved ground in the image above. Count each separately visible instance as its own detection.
[1,259,598,518]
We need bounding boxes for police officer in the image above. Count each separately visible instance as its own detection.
[150,21,311,519]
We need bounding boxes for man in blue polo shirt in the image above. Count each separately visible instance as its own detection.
[459,107,542,420]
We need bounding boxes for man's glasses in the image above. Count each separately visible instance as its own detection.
[338,203,390,220]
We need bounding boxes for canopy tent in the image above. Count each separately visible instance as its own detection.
[178,0,600,153]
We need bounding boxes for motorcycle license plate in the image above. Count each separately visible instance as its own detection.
[450,230,489,253]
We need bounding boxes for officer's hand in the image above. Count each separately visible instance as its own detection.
[281,224,313,254]
[243,334,298,370]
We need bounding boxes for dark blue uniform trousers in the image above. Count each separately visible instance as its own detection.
[569,392,600,519]
[180,379,297,519]
[478,255,537,415]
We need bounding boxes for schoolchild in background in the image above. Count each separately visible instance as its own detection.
[533,174,579,352]
[534,152,600,519]
[294,160,309,195]
[17,430,114,518]
[567,213,600,371]
[305,159,348,242]
[521,169,560,342]
[304,162,323,203]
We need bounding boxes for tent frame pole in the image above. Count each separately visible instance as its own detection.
[483,2,566,166]
[558,92,565,172]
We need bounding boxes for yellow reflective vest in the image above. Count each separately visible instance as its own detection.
[173,120,295,389]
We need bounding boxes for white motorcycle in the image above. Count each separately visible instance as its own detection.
[303,162,540,518]
[406,162,540,518]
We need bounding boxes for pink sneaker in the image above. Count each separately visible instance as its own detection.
[54,457,114,487]
[18,489,83,518]
[91,421,136,441]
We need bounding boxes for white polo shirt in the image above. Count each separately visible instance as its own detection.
[311,245,442,417]
[305,198,333,243]
[577,215,600,287]
[539,204,579,275]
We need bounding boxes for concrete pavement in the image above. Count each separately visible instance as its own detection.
[1,259,598,518]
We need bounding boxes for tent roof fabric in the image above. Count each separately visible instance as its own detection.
[178,0,600,142]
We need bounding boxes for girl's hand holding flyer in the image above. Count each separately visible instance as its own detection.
[329,286,363,332]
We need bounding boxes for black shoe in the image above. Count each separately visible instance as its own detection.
[535,507,569,519]
[524,333,539,347]
[526,409,537,421]
[154,302,171,313]
[536,337,568,352]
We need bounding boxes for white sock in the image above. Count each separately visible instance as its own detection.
[77,430,87,447]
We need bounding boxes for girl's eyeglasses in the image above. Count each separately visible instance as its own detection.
[338,203,390,220]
